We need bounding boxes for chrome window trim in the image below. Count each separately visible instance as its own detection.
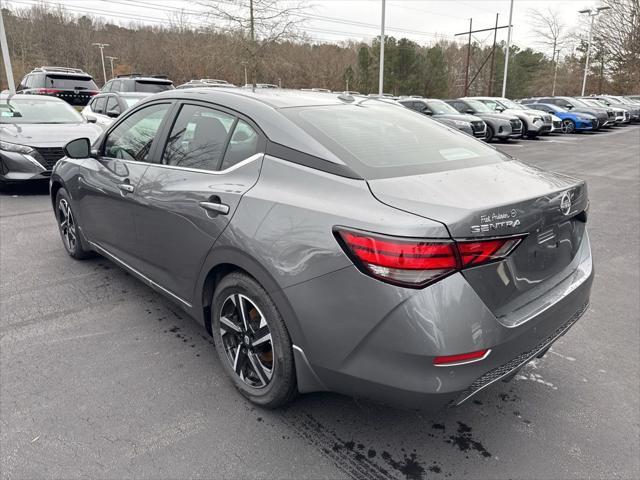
[88,241,192,308]
[114,152,264,175]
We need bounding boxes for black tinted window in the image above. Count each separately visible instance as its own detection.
[44,75,98,90]
[135,81,174,93]
[221,120,260,170]
[104,103,170,162]
[163,104,234,170]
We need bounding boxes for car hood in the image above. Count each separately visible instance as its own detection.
[502,108,540,118]
[0,122,102,148]
[474,112,516,122]
[434,113,482,123]
[572,108,608,118]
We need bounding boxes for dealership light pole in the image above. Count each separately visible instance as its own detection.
[501,0,514,98]
[92,42,110,85]
[378,0,386,95]
[105,56,117,79]
[0,7,16,93]
[579,6,610,96]
[552,48,560,96]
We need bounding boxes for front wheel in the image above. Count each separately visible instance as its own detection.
[484,124,494,141]
[55,188,93,259]
[211,272,297,408]
[561,119,576,134]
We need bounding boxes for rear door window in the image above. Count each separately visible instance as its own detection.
[103,103,170,162]
[162,103,234,171]
[105,96,121,116]
[221,120,260,170]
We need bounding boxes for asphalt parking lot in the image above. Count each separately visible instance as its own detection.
[1,126,639,480]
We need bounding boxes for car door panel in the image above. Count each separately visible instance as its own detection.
[75,101,173,270]
[134,156,263,302]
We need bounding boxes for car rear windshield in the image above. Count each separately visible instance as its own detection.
[134,80,174,93]
[45,75,98,90]
[282,102,507,179]
[0,98,83,124]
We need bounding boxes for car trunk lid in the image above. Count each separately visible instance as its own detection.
[367,160,588,321]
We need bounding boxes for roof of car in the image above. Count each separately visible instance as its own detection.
[149,87,383,109]
[0,93,64,102]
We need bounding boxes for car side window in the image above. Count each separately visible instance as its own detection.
[102,81,112,92]
[111,80,122,92]
[94,96,107,115]
[103,103,170,162]
[106,96,121,116]
[162,104,234,171]
[220,120,260,170]
[482,100,499,111]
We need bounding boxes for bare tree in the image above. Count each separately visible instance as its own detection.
[592,0,640,92]
[197,0,307,86]
[528,7,567,62]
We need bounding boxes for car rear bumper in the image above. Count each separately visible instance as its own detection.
[285,231,594,410]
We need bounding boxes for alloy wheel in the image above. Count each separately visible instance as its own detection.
[219,293,274,388]
[58,198,77,252]
[561,119,575,134]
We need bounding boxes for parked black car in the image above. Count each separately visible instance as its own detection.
[101,74,174,93]
[582,95,640,122]
[445,98,523,141]
[16,66,99,109]
[398,98,487,138]
[521,97,613,128]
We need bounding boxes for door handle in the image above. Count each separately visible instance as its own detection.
[118,183,134,194]
[199,201,230,215]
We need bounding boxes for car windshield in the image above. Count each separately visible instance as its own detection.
[426,100,459,115]
[568,98,591,108]
[122,95,146,108]
[283,102,507,179]
[0,97,83,124]
[498,98,521,109]
[465,99,492,112]
[45,75,98,91]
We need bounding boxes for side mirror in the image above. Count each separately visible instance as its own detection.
[64,138,91,159]
[422,108,433,116]
[465,109,474,114]
[495,106,505,112]
[564,104,573,110]
[106,108,120,118]
[85,114,97,123]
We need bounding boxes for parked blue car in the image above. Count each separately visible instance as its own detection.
[527,103,597,133]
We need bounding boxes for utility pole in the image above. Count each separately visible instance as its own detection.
[464,18,472,96]
[487,13,499,95]
[501,0,514,98]
[455,17,510,96]
[249,0,255,88]
[105,56,117,79]
[579,6,610,96]
[552,48,560,96]
[92,43,110,85]
[0,7,16,93]
[378,0,386,95]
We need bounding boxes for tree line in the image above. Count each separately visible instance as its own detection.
[1,1,638,98]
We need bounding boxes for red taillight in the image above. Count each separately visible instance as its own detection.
[335,228,524,288]
[434,349,490,366]
[457,237,522,267]
[36,88,63,94]
[88,90,100,96]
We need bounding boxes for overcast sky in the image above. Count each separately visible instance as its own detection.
[3,0,601,55]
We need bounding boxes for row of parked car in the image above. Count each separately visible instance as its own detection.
[1,64,639,187]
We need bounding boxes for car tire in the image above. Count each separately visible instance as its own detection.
[526,131,538,139]
[55,188,94,260]
[211,272,297,408]
[484,124,494,141]
[561,119,576,134]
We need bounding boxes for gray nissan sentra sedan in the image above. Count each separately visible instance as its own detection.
[51,88,594,409]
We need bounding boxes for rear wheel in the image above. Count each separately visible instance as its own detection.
[55,188,93,259]
[211,272,297,408]
[561,119,576,134]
